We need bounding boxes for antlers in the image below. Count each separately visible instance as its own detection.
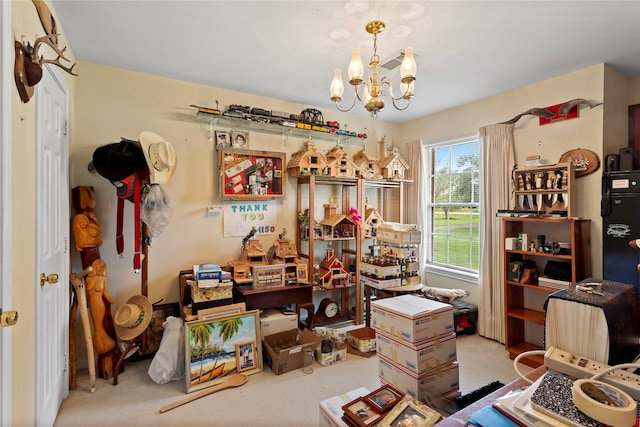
[30,34,78,76]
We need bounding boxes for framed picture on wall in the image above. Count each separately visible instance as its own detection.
[230,130,250,149]
[219,148,286,200]
[215,130,230,150]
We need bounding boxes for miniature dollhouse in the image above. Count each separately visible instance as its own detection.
[378,140,409,180]
[363,206,385,238]
[317,248,350,289]
[352,148,383,179]
[229,239,269,282]
[318,201,357,240]
[287,140,329,177]
[324,145,359,178]
[268,230,305,282]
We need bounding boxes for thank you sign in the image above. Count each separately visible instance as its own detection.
[224,201,277,237]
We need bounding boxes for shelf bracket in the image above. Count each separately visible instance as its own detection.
[207,117,219,144]
[281,128,293,147]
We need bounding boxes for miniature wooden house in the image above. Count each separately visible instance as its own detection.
[287,141,329,177]
[317,248,350,289]
[269,237,305,282]
[352,149,383,179]
[363,207,385,238]
[229,239,269,281]
[325,145,359,178]
[378,142,409,180]
[318,201,357,240]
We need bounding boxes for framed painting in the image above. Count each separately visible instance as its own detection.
[197,302,246,320]
[219,148,286,200]
[185,309,262,393]
[377,395,442,427]
[363,384,404,413]
[342,397,383,427]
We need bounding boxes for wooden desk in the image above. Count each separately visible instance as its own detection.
[233,283,314,328]
[435,366,546,426]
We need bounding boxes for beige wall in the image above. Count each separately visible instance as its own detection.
[630,77,640,105]
[10,0,76,424]
[399,65,631,306]
[71,61,399,331]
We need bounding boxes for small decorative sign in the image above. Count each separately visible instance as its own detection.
[539,103,579,125]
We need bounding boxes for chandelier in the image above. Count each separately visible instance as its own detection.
[330,21,417,119]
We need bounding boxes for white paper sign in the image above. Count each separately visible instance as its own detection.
[223,201,278,237]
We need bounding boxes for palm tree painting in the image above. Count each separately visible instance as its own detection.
[186,309,262,393]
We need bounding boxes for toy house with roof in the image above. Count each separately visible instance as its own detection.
[317,248,350,289]
[363,206,385,238]
[352,148,383,179]
[229,238,268,282]
[268,231,305,282]
[378,140,409,180]
[325,145,359,178]
[319,200,357,240]
[286,140,329,177]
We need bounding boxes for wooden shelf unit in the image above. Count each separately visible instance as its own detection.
[512,162,575,216]
[296,175,364,325]
[503,217,591,367]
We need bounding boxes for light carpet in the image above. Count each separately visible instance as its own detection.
[54,334,530,427]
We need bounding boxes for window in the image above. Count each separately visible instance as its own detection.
[423,136,480,279]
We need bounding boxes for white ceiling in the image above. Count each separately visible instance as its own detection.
[50,1,640,124]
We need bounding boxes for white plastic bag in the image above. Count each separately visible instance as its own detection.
[141,184,173,237]
[148,316,185,384]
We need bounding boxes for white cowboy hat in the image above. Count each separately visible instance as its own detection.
[139,131,177,184]
[114,295,153,341]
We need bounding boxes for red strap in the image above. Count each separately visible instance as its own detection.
[116,198,125,257]
[133,171,142,272]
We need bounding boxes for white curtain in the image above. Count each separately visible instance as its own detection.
[405,141,426,274]
[478,123,515,342]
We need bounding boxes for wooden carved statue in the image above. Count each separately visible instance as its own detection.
[85,259,116,355]
[71,186,121,384]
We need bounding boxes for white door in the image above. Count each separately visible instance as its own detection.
[0,1,12,424]
[35,65,70,427]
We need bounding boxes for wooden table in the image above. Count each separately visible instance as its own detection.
[435,366,546,426]
[233,283,314,328]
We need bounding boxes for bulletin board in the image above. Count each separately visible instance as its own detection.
[219,148,286,200]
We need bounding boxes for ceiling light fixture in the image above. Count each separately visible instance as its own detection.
[330,21,416,119]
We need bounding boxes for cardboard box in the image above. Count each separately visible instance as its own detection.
[260,309,299,337]
[262,328,321,375]
[319,387,370,427]
[376,223,421,245]
[360,262,402,279]
[376,331,457,375]
[359,275,402,290]
[371,294,454,345]
[193,263,223,280]
[347,327,376,353]
[378,355,459,401]
[316,348,347,366]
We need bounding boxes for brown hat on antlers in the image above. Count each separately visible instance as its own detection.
[114,295,153,341]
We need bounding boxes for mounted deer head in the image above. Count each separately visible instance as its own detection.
[14,0,77,103]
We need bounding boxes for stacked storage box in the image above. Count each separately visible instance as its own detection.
[371,294,459,401]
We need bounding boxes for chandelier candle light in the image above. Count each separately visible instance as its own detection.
[330,21,417,119]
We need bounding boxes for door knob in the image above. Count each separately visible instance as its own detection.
[0,310,18,327]
[40,272,59,286]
